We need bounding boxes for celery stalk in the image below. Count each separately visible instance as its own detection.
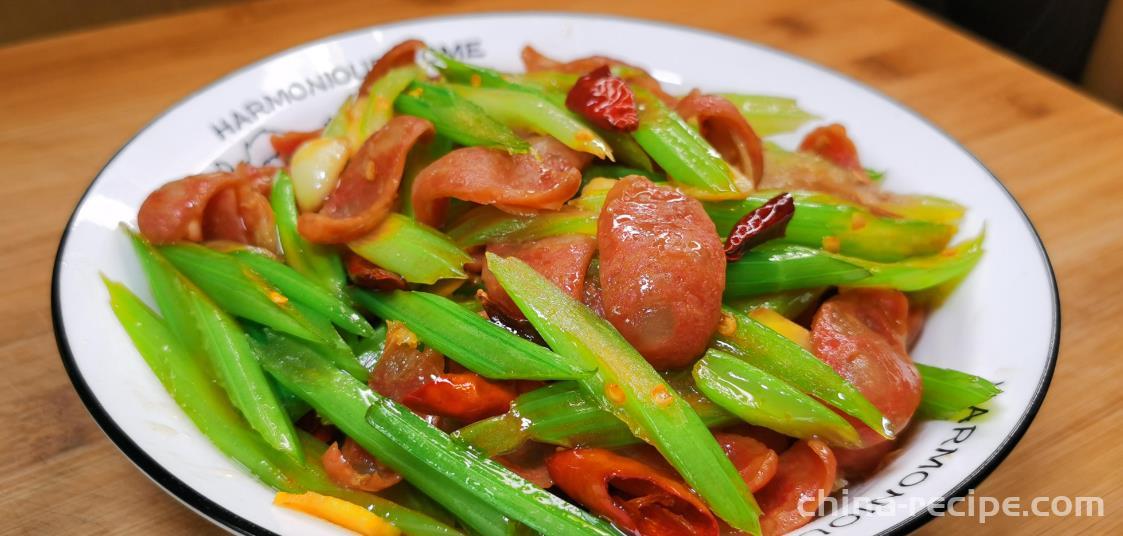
[348,214,472,284]
[105,279,458,535]
[272,171,348,298]
[352,289,592,380]
[395,81,529,153]
[713,307,892,439]
[487,254,762,534]
[258,329,622,536]
[718,94,818,136]
[694,350,860,446]
[916,363,1002,419]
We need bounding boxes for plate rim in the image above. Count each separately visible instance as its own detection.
[50,10,1060,535]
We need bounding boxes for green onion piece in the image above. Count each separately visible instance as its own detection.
[448,84,612,160]
[348,214,472,284]
[713,307,893,439]
[160,243,319,342]
[705,191,958,262]
[128,235,302,458]
[257,329,617,536]
[718,94,818,136]
[632,89,743,198]
[487,253,761,534]
[725,244,872,297]
[395,81,529,153]
[725,288,826,319]
[598,129,655,172]
[271,171,348,298]
[694,350,860,447]
[352,289,592,381]
[446,206,597,248]
[916,363,1002,420]
[232,250,374,337]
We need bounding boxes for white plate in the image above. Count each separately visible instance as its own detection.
[52,12,1059,536]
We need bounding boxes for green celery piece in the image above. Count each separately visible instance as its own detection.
[725,288,826,319]
[632,89,743,198]
[705,191,958,262]
[322,95,355,140]
[487,253,761,534]
[184,277,302,459]
[125,228,203,354]
[694,350,860,447]
[446,206,597,248]
[916,363,1002,420]
[105,275,298,482]
[718,94,818,136]
[512,71,579,93]
[347,322,387,370]
[257,329,619,536]
[258,302,367,380]
[514,378,737,450]
[105,280,458,535]
[271,171,348,298]
[360,66,421,139]
[395,81,529,153]
[348,213,472,284]
[129,236,301,458]
[232,250,374,337]
[426,51,652,171]
[725,244,871,297]
[450,413,530,457]
[448,84,612,160]
[352,289,592,380]
[847,232,985,290]
[582,164,665,183]
[161,243,320,342]
[365,401,625,536]
[880,194,967,225]
[713,307,893,439]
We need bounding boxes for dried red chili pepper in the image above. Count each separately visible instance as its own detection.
[345,252,407,291]
[723,192,795,261]
[799,124,862,171]
[565,65,639,132]
[401,372,517,422]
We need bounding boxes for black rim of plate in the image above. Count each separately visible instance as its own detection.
[51,11,1060,536]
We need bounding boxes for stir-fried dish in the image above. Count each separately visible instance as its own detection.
[105,41,1001,536]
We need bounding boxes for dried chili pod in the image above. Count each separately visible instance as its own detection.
[565,66,639,132]
[724,192,795,261]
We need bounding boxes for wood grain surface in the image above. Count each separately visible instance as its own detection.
[1,0,1120,534]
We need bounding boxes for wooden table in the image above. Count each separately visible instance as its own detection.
[2,0,1120,533]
